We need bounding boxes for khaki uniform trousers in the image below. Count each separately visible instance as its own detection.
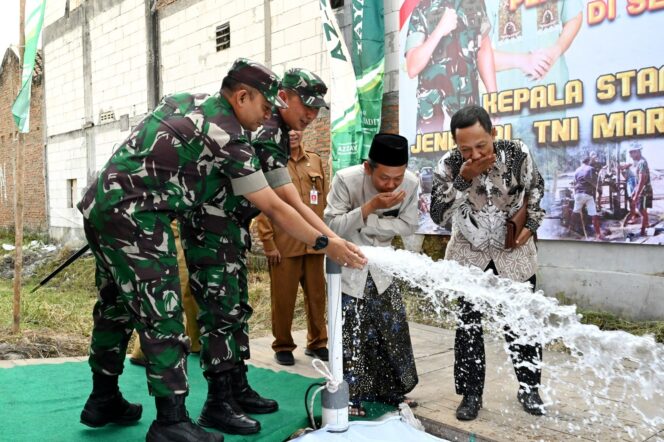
[270,254,327,352]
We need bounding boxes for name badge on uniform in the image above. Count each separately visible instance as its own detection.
[310,189,319,205]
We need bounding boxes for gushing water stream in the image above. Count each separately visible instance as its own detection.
[353,247,664,438]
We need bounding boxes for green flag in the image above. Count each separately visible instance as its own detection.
[12,0,46,133]
[351,0,385,162]
[319,0,362,173]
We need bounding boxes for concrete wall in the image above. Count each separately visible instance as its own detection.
[537,241,663,321]
[43,0,149,244]
[158,0,268,94]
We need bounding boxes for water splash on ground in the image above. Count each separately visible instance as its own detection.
[354,247,664,438]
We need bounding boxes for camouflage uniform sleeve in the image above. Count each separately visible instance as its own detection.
[255,141,292,188]
[252,115,292,188]
[404,4,427,54]
[217,135,268,196]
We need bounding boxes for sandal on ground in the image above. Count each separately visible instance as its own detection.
[348,399,366,417]
[348,405,366,417]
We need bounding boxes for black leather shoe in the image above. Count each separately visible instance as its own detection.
[198,372,261,435]
[231,362,278,414]
[274,351,294,366]
[455,394,482,421]
[517,389,545,416]
[304,347,329,361]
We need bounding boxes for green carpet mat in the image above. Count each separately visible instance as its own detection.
[0,356,323,442]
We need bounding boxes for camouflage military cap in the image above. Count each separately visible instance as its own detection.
[281,68,329,109]
[227,58,288,108]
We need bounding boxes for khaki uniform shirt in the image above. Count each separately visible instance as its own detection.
[255,149,328,258]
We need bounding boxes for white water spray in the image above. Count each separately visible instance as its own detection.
[355,247,664,438]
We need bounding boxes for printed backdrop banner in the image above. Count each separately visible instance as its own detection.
[399,0,664,245]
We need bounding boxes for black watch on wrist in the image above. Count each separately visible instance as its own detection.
[312,234,329,251]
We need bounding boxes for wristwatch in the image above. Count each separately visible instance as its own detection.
[312,234,329,251]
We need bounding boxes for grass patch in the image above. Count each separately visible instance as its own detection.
[0,249,305,357]
[555,293,664,343]
[579,310,664,343]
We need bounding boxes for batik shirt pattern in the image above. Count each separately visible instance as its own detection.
[430,139,545,282]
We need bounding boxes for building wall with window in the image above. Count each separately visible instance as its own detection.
[43,0,149,242]
[42,0,402,242]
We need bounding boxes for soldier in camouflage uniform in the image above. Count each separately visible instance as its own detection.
[405,0,496,134]
[187,68,342,435]
[77,58,365,442]
[252,68,328,175]
[252,68,330,365]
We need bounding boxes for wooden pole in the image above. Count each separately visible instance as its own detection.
[12,0,26,334]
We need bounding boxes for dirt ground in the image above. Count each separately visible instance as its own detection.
[0,242,302,360]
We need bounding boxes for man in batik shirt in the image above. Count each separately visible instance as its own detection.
[430,105,546,421]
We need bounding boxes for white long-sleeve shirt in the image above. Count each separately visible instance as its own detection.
[324,164,419,297]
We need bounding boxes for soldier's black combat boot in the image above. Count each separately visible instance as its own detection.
[230,361,278,414]
[80,373,143,427]
[198,371,261,435]
[146,394,223,442]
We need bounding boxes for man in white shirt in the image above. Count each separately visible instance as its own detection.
[324,133,420,416]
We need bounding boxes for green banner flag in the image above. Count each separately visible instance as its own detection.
[12,0,46,133]
[351,0,385,161]
[318,0,362,173]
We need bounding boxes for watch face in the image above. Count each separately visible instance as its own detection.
[314,235,328,250]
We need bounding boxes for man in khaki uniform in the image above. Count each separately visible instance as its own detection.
[256,130,328,366]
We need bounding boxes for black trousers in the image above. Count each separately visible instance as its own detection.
[454,261,542,397]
